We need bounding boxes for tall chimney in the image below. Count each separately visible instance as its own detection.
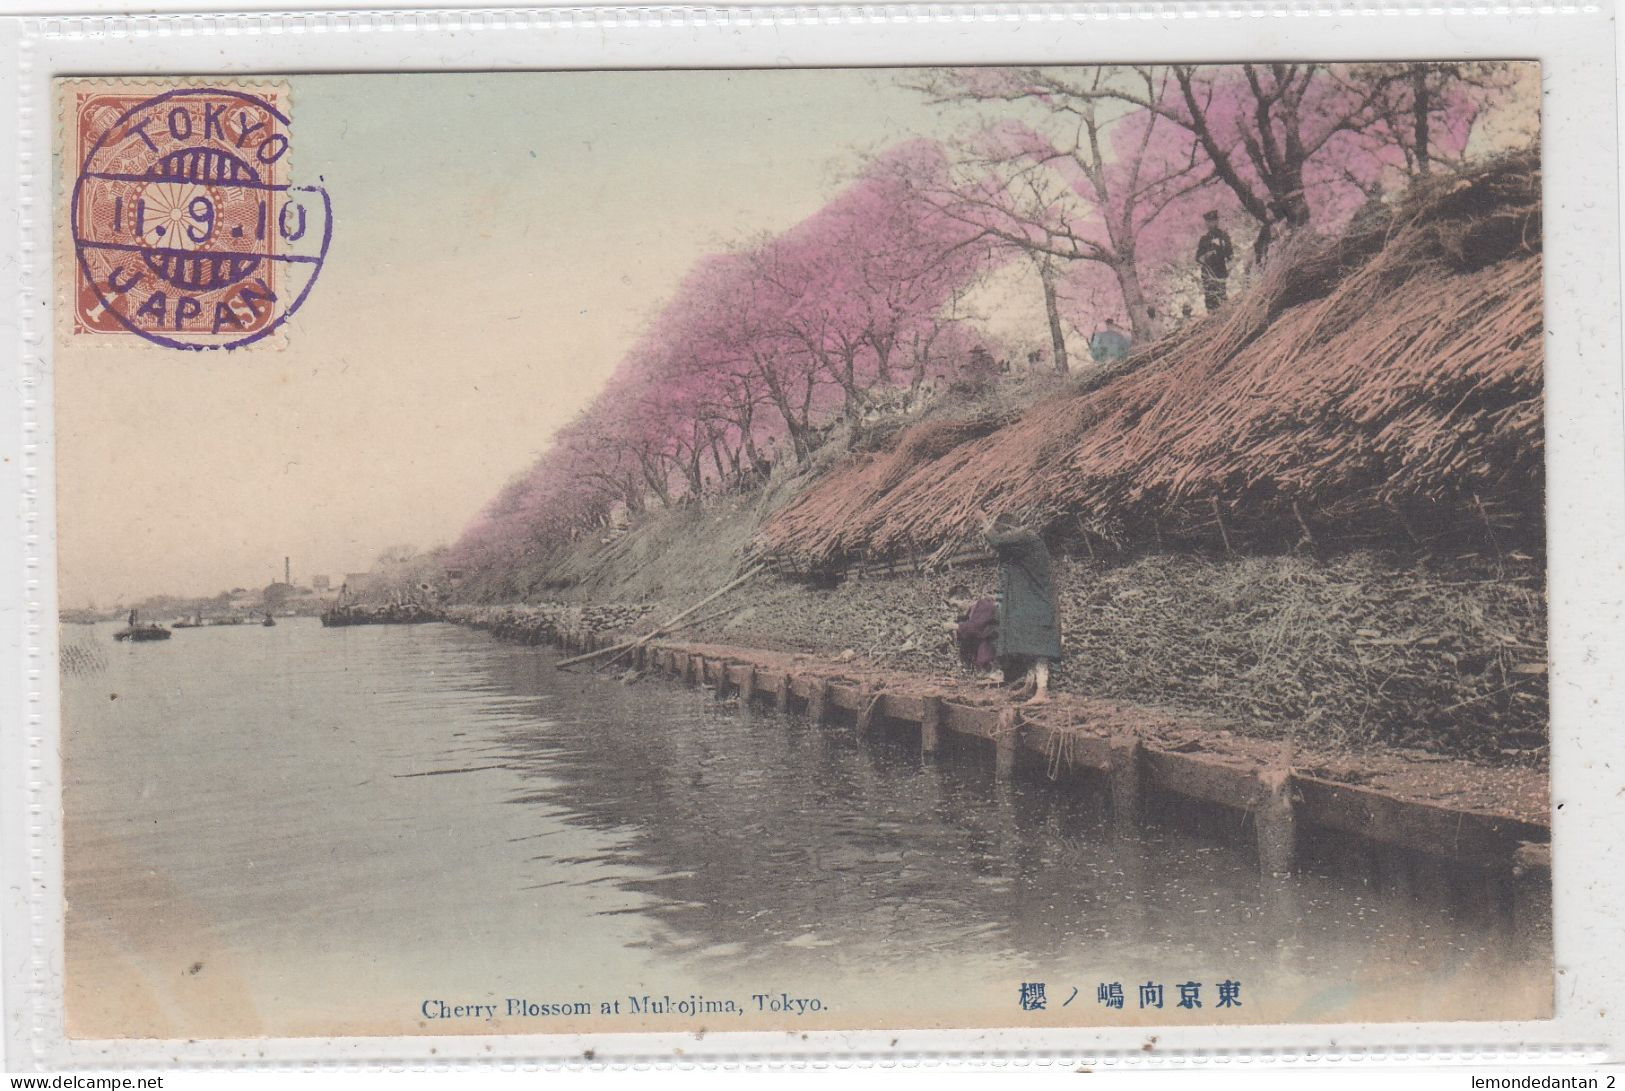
[285,556,291,586]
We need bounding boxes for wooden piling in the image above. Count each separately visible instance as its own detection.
[773,672,792,714]
[711,659,730,700]
[1109,735,1144,830]
[994,708,1018,780]
[919,696,942,760]
[856,687,882,735]
[738,666,755,721]
[808,678,831,725]
[1255,762,1298,878]
[1511,841,1552,951]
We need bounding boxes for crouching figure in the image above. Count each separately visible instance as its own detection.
[945,583,1002,686]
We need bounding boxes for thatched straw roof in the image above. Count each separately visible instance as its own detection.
[759,152,1543,570]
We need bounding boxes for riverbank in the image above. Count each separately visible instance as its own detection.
[447,158,1546,766]
[449,544,1546,765]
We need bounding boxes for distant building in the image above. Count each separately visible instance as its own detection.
[343,572,376,595]
[310,574,331,591]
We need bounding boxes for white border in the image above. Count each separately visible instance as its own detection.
[3,2,1622,1071]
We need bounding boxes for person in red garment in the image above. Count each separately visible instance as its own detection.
[945,584,1002,685]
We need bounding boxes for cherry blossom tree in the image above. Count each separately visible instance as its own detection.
[752,142,995,416]
[898,67,1214,349]
[1006,63,1508,260]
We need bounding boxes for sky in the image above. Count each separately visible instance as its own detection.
[55,69,1009,607]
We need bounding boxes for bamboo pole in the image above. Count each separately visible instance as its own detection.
[555,565,765,669]
[590,600,746,673]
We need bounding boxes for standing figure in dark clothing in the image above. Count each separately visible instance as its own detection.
[983,514,1062,705]
[1196,210,1234,313]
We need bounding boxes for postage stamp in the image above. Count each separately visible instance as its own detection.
[7,5,1624,1072]
[61,78,330,350]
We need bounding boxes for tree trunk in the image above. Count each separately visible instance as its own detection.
[1112,257,1156,344]
[838,350,863,421]
[637,454,672,508]
[707,433,728,488]
[685,448,703,498]
[1040,258,1070,375]
[796,373,818,460]
[1279,168,1312,227]
[623,475,644,514]
[740,428,763,476]
[1176,67,1274,230]
[1411,64,1432,176]
[872,337,893,386]
[759,362,811,464]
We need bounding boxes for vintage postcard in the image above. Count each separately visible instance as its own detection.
[50,62,1556,1038]
[11,14,1622,1064]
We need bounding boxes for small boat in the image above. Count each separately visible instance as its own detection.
[114,625,171,642]
[172,612,204,629]
[113,610,170,642]
[261,615,276,627]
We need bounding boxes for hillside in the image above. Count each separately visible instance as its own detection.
[453,154,1548,763]
[758,154,1542,570]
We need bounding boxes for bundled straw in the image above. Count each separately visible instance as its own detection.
[759,154,1543,568]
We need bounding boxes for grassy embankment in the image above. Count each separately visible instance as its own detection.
[453,415,1545,764]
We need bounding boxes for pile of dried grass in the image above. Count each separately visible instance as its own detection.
[693,550,1547,760]
[759,153,1543,569]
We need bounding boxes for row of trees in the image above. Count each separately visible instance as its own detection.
[900,62,1507,350]
[453,62,1526,573]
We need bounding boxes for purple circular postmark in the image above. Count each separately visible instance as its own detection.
[71,87,331,351]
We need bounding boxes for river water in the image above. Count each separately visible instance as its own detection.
[61,618,1550,1038]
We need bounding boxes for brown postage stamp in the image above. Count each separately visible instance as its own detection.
[12,5,1624,1070]
[61,78,326,351]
